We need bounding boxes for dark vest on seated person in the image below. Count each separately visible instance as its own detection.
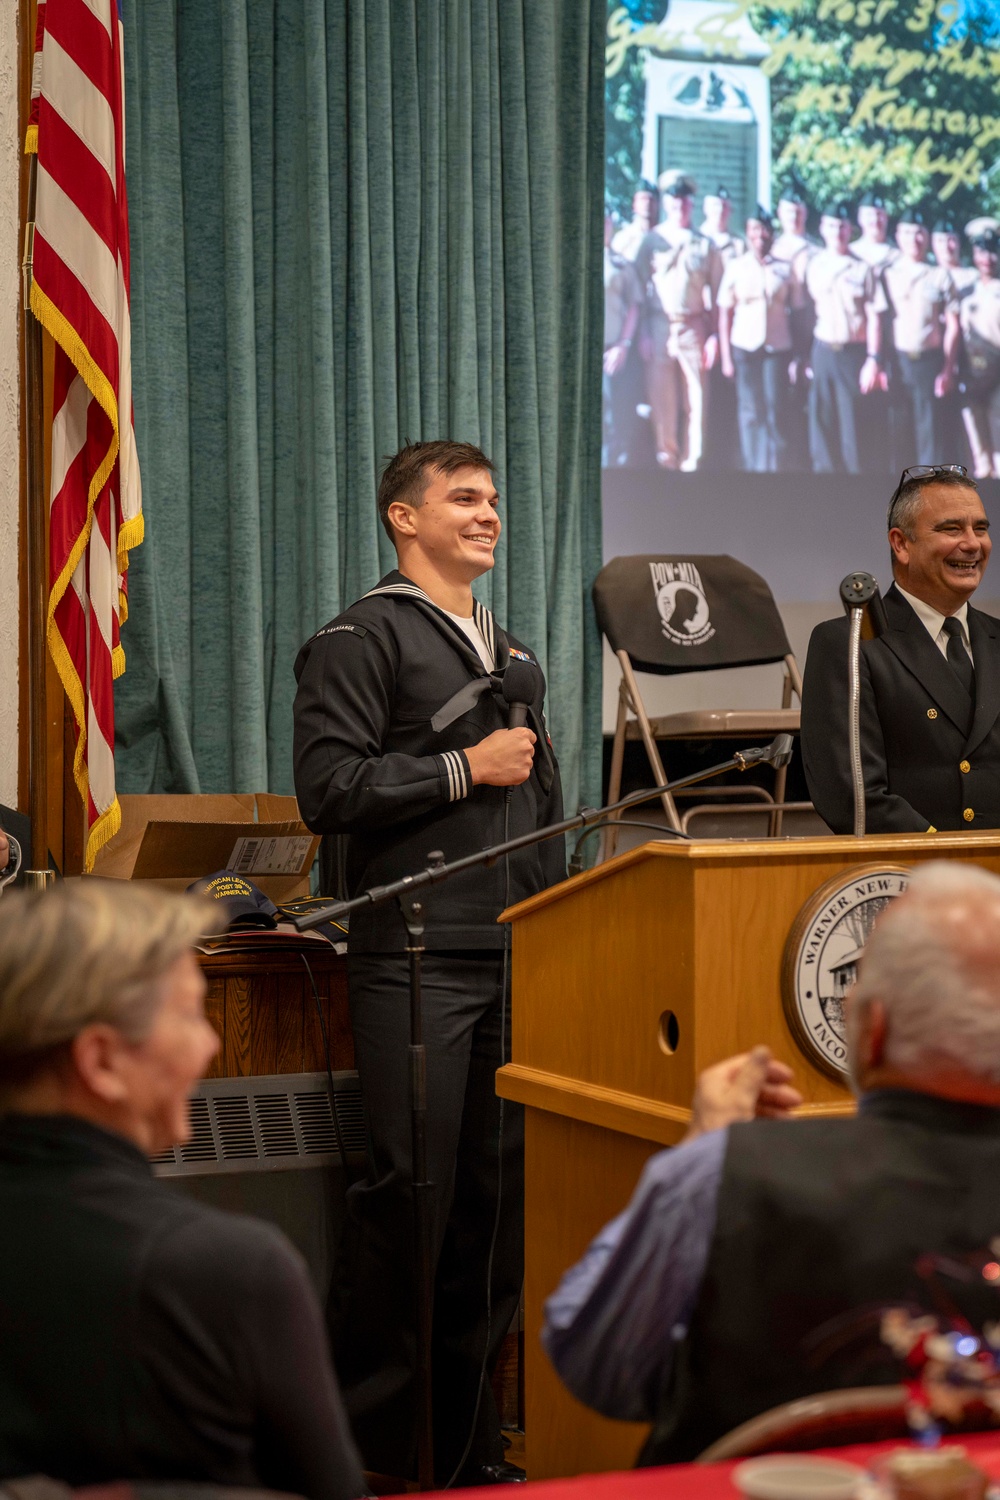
[801,585,1000,833]
[641,1091,1000,1465]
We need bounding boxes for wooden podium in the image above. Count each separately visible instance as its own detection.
[496,832,1000,1480]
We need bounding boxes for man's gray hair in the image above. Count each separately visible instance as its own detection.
[0,881,220,1074]
[888,470,980,540]
[849,861,1000,1083]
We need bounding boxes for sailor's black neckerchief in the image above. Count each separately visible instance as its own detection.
[361,575,555,792]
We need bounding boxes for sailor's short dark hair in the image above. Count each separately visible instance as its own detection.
[377,440,496,542]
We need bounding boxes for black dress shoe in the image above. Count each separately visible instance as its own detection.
[455,1460,527,1485]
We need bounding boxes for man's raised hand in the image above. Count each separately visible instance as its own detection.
[464,727,537,787]
[684,1045,802,1143]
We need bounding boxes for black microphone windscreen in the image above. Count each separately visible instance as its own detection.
[502,657,540,710]
[839,572,888,639]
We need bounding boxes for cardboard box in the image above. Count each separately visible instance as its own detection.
[91,794,321,903]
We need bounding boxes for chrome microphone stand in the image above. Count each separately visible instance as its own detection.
[839,572,888,838]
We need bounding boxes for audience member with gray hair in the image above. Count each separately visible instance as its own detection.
[847,860,1000,1088]
[0,880,365,1498]
[544,862,1000,1465]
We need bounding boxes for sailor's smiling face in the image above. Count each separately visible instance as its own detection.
[388,465,501,584]
[890,483,991,615]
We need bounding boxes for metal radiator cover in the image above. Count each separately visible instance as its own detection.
[151,1070,365,1177]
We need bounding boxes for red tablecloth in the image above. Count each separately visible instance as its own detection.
[439,1433,1000,1499]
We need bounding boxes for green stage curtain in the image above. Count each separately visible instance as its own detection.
[116,0,604,819]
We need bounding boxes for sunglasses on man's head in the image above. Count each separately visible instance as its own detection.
[886,464,969,530]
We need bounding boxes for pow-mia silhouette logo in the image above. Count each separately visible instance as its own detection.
[649,561,716,647]
[781,866,911,1079]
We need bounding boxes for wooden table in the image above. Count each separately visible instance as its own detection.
[198,944,353,1079]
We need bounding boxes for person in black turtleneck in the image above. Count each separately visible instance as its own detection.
[0,880,364,1499]
[544,861,1000,1463]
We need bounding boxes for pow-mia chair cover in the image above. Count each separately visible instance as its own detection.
[592,555,806,854]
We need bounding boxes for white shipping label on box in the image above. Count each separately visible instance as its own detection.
[228,835,315,877]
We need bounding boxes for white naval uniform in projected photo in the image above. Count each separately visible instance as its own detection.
[718,252,800,472]
[701,222,745,469]
[701,225,746,267]
[852,238,897,272]
[937,260,977,463]
[772,232,816,468]
[883,258,957,466]
[960,274,1000,477]
[805,251,884,473]
[771,232,815,278]
[639,226,722,471]
[612,219,651,263]
[947,263,979,296]
[603,245,642,466]
[852,237,896,473]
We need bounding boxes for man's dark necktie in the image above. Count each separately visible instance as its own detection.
[942,616,974,696]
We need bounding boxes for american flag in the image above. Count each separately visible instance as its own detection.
[27,0,142,871]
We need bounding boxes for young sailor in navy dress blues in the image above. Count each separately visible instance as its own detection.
[294,499,564,1485]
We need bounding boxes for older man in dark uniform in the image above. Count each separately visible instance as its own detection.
[293,441,564,1486]
[801,465,1000,833]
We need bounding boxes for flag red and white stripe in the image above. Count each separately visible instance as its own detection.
[27,0,142,870]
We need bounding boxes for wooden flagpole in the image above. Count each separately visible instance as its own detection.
[22,147,50,874]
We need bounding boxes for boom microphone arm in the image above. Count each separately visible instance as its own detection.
[290,734,795,932]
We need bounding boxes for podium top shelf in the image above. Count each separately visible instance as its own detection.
[500,830,1000,924]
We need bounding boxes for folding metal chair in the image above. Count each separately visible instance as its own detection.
[593,555,808,855]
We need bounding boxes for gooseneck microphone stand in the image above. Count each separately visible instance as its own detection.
[840,573,888,838]
[292,734,793,1488]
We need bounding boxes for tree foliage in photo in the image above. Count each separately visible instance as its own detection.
[750,0,1000,226]
[605,0,661,218]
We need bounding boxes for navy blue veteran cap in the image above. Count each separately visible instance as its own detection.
[934,218,958,235]
[823,201,853,222]
[859,192,887,210]
[973,228,1000,253]
[898,207,929,227]
[187,871,279,930]
[777,182,807,206]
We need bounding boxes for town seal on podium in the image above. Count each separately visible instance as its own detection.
[781,866,911,1080]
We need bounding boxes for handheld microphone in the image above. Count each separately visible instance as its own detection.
[840,572,887,640]
[502,657,541,729]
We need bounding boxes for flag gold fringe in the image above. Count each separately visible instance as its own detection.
[30,281,140,872]
[117,510,144,570]
[85,796,122,872]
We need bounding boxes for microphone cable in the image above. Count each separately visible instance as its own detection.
[298,951,355,1186]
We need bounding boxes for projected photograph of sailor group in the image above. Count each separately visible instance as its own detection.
[603,0,1000,477]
